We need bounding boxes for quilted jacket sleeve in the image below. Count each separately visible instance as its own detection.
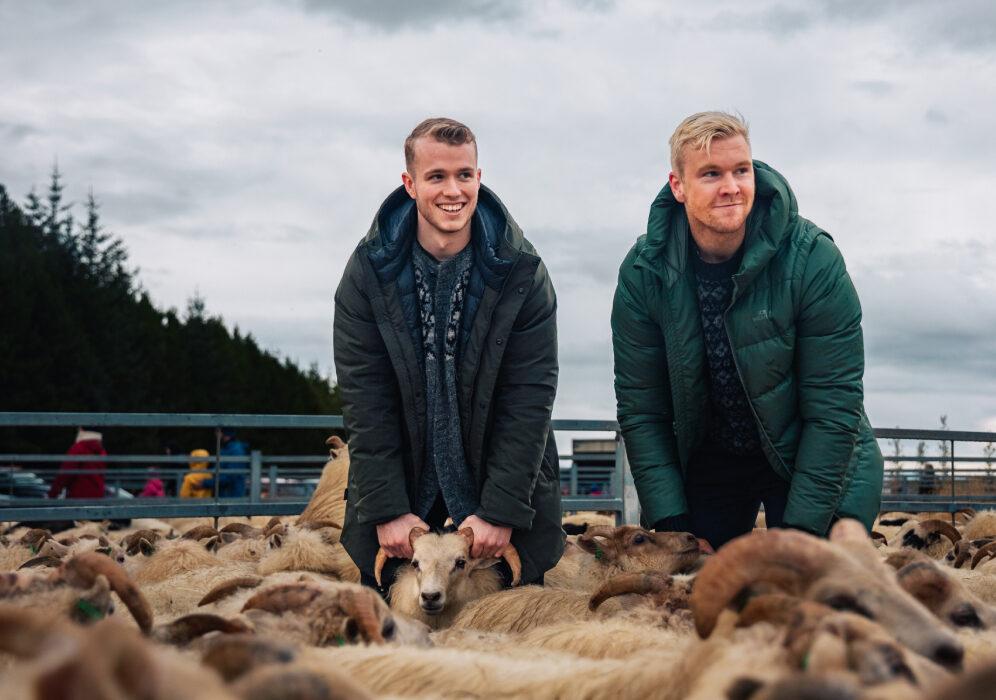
[611,242,687,525]
[333,251,412,525]
[782,233,865,534]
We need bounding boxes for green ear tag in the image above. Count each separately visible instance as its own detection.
[800,652,810,670]
[75,599,105,621]
[334,635,345,647]
[30,545,38,555]
[595,545,603,561]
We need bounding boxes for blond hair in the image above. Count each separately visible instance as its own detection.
[669,111,750,175]
[404,117,477,171]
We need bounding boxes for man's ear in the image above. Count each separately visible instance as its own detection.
[402,171,416,199]
[668,170,685,203]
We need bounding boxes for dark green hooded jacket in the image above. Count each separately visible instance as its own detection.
[611,161,883,536]
[334,185,564,585]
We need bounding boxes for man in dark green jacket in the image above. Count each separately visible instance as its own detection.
[612,111,883,548]
[334,118,564,592]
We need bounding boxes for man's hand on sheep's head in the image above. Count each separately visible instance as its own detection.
[459,515,512,559]
[377,513,430,559]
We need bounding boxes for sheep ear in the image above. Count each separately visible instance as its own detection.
[408,527,429,550]
[204,536,220,553]
[95,546,113,557]
[268,534,283,550]
[139,538,156,557]
[456,527,474,549]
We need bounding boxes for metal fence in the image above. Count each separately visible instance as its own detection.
[0,413,638,524]
[3,414,994,525]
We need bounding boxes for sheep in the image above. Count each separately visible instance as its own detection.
[690,520,967,671]
[239,578,431,648]
[561,511,615,535]
[886,518,961,559]
[0,551,153,633]
[545,524,706,591]
[0,606,236,700]
[295,435,349,529]
[256,524,359,582]
[382,526,520,629]
[894,559,996,632]
[962,510,996,541]
[127,538,224,586]
[944,538,995,568]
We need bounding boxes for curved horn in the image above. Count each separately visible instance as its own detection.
[241,584,322,614]
[690,529,833,639]
[373,549,389,588]
[896,562,951,614]
[918,519,962,547]
[971,541,996,570]
[735,593,805,628]
[501,543,522,586]
[220,523,262,537]
[339,588,385,644]
[198,576,264,607]
[589,572,673,611]
[576,526,617,554]
[299,520,343,531]
[956,507,977,520]
[17,555,63,570]
[953,541,974,569]
[870,531,887,543]
[60,552,153,634]
[154,613,252,645]
[19,528,52,548]
[182,525,220,541]
[201,635,296,682]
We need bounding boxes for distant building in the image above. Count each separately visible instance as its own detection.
[561,439,617,497]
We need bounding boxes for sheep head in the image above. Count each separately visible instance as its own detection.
[896,559,996,630]
[242,582,398,646]
[380,527,520,618]
[689,521,965,672]
[576,525,706,574]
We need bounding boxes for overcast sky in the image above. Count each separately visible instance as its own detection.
[3,0,996,447]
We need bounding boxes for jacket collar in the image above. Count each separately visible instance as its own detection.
[363,184,522,287]
[636,160,798,291]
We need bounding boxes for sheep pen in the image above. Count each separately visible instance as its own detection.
[5,444,996,697]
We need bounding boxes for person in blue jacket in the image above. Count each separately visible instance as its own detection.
[202,428,248,498]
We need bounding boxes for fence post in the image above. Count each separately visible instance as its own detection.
[250,451,262,504]
[268,465,278,498]
[615,432,640,526]
[950,439,956,521]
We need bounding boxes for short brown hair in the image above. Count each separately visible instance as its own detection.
[404,117,477,171]
[669,111,750,175]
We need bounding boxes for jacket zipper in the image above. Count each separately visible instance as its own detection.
[723,280,790,478]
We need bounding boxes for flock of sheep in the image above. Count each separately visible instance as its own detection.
[4,437,996,699]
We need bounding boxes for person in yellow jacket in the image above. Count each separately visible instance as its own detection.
[180,449,213,498]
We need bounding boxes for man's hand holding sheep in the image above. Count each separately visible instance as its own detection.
[459,515,512,559]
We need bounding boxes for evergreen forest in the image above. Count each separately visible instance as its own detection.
[0,167,342,460]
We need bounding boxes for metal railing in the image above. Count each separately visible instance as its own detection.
[4,414,992,525]
[0,413,638,524]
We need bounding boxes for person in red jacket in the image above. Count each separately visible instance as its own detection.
[48,427,106,499]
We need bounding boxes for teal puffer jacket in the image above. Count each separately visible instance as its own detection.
[611,161,883,535]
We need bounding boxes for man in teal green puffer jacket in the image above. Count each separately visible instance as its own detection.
[612,111,883,548]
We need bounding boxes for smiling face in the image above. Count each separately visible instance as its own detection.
[402,137,481,250]
[669,135,755,245]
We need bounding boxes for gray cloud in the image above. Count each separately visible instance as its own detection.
[852,81,895,97]
[299,0,527,30]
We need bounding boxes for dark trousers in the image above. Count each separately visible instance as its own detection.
[360,496,519,600]
[685,450,790,550]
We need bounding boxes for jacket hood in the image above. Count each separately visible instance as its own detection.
[362,184,527,287]
[189,449,210,471]
[639,160,798,289]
